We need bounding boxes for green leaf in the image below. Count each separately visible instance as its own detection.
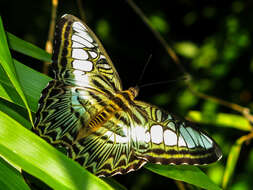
[0,59,51,113]
[222,137,244,189]
[174,41,199,58]
[0,64,24,109]
[145,164,222,190]
[0,98,31,129]
[7,32,51,63]
[102,178,127,190]
[188,111,252,131]
[149,14,169,34]
[0,16,33,123]
[0,157,30,190]
[0,110,113,190]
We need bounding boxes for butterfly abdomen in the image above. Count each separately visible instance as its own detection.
[76,104,118,140]
[88,106,115,130]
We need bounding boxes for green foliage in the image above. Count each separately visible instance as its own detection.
[96,19,111,40]
[188,111,252,131]
[174,41,199,58]
[0,17,33,123]
[149,14,169,34]
[0,157,30,190]
[145,164,222,190]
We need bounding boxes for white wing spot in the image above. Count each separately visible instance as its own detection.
[133,126,146,143]
[105,131,129,144]
[99,63,111,69]
[73,28,93,43]
[72,60,93,72]
[115,134,129,143]
[73,21,87,31]
[145,132,151,143]
[178,134,187,147]
[100,55,106,59]
[72,34,94,48]
[73,70,90,85]
[73,70,84,76]
[150,125,163,144]
[72,49,88,60]
[89,51,97,58]
[164,129,177,146]
[105,131,113,138]
[72,41,85,48]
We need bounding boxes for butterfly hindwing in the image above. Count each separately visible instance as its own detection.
[132,102,222,165]
[72,110,147,177]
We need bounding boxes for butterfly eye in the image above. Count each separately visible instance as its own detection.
[128,86,139,98]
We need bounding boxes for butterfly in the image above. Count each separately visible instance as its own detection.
[34,14,222,177]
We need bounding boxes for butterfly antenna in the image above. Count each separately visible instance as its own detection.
[139,75,187,89]
[136,54,153,87]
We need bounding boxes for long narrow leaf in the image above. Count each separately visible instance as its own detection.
[0,157,30,190]
[0,59,50,112]
[188,111,252,131]
[0,16,33,123]
[222,135,247,189]
[0,111,114,190]
[0,98,31,129]
[7,32,51,63]
[145,164,222,190]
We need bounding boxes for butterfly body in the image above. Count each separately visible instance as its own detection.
[34,14,222,177]
[76,87,137,141]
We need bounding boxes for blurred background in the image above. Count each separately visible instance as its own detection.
[1,0,253,189]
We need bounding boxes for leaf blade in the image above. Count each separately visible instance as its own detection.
[188,110,251,131]
[0,59,51,112]
[145,164,222,190]
[0,16,33,123]
[0,157,30,190]
[7,32,51,63]
[0,111,114,190]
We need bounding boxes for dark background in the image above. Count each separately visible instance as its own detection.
[1,0,253,189]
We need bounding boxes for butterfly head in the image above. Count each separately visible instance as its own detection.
[128,86,139,99]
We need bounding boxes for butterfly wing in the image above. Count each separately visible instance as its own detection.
[52,14,122,90]
[34,14,122,155]
[72,109,147,177]
[131,101,222,165]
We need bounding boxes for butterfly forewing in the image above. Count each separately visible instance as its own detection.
[34,14,222,177]
[52,14,122,90]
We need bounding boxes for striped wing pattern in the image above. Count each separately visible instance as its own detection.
[34,14,222,177]
[133,102,221,166]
